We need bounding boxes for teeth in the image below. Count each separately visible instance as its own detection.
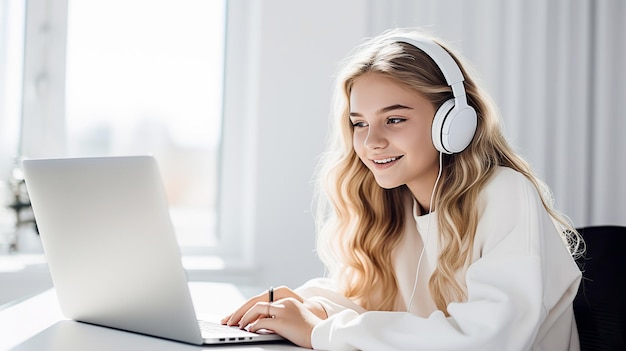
[373,157,398,164]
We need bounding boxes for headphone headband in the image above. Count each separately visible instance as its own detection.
[389,36,467,102]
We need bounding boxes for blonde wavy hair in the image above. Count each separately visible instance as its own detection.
[314,28,583,315]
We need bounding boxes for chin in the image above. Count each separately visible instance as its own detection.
[374,179,404,190]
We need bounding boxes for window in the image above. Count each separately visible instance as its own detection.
[64,0,226,249]
[8,0,257,273]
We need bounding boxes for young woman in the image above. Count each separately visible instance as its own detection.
[222,28,583,350]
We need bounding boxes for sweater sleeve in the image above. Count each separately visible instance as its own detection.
[296,278,367,317]
[310,169,581,351]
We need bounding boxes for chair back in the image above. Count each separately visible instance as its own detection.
[574,225,626,350]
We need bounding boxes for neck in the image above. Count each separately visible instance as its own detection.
[407,173,438,214]
[408,153,443,215]
[416,200,430,216]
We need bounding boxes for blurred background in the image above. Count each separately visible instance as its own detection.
[1,0,624,306]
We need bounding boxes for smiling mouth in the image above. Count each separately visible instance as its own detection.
[372,156,403,164]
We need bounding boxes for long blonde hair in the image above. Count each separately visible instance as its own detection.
[314,28,582,314]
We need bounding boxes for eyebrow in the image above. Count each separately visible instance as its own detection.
[349,104,413,117]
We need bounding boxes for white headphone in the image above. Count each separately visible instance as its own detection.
[390,37,477,154]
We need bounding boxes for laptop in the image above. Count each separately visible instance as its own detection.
[22,155,284,345]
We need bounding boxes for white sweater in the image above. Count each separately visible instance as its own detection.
[297,167,581,351]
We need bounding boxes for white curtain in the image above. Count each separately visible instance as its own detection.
[365,0,625,228]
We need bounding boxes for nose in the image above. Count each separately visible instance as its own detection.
[364,125,388,150]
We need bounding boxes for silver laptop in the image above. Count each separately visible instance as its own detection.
[22,155,283,345]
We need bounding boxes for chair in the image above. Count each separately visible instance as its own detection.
[573,225,626,351]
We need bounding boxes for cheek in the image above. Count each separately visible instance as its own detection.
[407,126,433,151]
[351,129,359,147]
[352,132,366,157]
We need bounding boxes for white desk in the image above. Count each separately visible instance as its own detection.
[0,282,306,350]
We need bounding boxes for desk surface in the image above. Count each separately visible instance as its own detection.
[0,282,306,350]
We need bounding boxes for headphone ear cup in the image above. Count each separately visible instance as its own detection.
[431,99,477,154]
[431,99,455,154]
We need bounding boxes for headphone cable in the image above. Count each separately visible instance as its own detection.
[407,151,443,313]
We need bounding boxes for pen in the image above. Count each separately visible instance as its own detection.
[266,286,274,318]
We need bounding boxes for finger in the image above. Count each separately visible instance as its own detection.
[239,301,279,329]
[247,316,278,334]
[225,290,269,326]
[220,313,232,325]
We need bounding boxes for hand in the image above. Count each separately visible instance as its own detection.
[240,297,322,349]
[220,286,327,348]
[221,286,327,326]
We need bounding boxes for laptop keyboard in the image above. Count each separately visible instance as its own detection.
[198,320,257,341]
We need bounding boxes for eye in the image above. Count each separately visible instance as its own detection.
[387,117,405,125]
[351,120,368,128]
